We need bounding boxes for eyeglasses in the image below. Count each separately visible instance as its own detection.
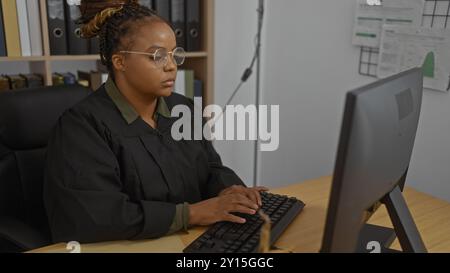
[119,47,186,67]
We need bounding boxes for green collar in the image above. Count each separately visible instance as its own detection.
[105,77,171,124]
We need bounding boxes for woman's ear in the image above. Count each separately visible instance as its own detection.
[112,53,126,72]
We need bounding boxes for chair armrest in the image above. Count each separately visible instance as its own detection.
[0,217,50,252]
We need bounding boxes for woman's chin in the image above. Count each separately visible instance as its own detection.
[159,87,173,97]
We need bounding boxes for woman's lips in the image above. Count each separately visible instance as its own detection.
[162,80,175,87]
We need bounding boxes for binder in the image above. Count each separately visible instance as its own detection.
[61,72,76,85]
[90,71,103,91]
[65,0,89,55]
[89,36,100,54]
[194,79,203,111]
[0,2,6,56]
[77,79,89,88]
[139,0,153,10]
[171,0,186,48]
[20,74,43,88]
[194,79,202,97]
[0,75,10,91]
[153,0,170,22]
[78,70,102,91]
[47,0,68,55]
[185,70,194,99]
[185,0,200,52]
[26,0,43,56]
[16,0,31,57]
[77,70,91,88]
[1,0,21,57]
[6,74,27,90]
[52,73,65,86]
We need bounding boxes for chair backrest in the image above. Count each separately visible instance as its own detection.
[0,85,90,244]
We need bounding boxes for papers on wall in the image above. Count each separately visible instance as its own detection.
[352,0,425,48]
[377,25,450,92]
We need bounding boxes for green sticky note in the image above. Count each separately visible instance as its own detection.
[422,52,435,78]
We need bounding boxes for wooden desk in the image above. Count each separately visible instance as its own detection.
[29,176,450,253]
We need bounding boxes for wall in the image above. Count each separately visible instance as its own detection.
[214,0,259,186]
[215,0,450,202]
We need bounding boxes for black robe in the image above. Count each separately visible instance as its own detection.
[43,85,244,243]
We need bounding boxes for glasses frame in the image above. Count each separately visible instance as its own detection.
[119,47,186,67]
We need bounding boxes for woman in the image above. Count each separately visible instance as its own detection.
[44,0,267,243]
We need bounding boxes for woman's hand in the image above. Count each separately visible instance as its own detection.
[219,185,269,207]
[188,193,260,226]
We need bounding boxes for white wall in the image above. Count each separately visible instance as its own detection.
[258,0,371,189]
[215,0,450,202]
[214,0,259,186]
[407,89,450,201]
[0,62,32,75]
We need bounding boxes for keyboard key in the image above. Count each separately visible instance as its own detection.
[216,228,227,238]
[241,246,251,252]
[230,245,239,251]
[222,233,241,241]
[240,232,252,241]
[205,241,215,248]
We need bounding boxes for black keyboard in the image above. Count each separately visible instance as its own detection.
[183,192,305,253]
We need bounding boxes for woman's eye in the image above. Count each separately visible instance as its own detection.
[154,50,167,60]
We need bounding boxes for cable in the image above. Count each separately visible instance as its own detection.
[222,4,264,110]
[209,1,265,188]
[211,2,265,124]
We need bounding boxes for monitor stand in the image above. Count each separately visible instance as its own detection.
[356,224,398,253]
[356,186,427,253]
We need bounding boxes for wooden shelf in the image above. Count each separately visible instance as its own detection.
[0,52,208,62]
[0,0,215,105]
[48,55,101,61]
[185,52,208,58]
[0,56,46,62]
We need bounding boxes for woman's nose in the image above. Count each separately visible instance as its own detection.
[164,55,177,71]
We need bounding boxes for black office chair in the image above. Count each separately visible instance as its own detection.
[0,85,90,252]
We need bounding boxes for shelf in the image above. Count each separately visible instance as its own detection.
[0,56,46,62]
[0,0,214,105]
[49,52,208,60]
[48,55,101,61]
[185,52,208,58]
[0,52,208,63]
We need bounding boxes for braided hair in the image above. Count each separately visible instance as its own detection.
[79,0,167,79]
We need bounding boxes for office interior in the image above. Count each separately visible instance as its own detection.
[0,0,450,254]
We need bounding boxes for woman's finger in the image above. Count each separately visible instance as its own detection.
[244,190,259,207]
[232,194,258,210]
[224,213,246,224]
[229,204,256,215]
[253,190,262,207]
[246,189,261,207]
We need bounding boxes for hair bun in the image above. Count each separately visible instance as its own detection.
[79,0,138,38]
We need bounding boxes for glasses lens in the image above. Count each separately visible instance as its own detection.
[172,47,186,66]
[153,48,168,67]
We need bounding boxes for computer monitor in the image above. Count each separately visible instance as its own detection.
[321,67,427,253]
